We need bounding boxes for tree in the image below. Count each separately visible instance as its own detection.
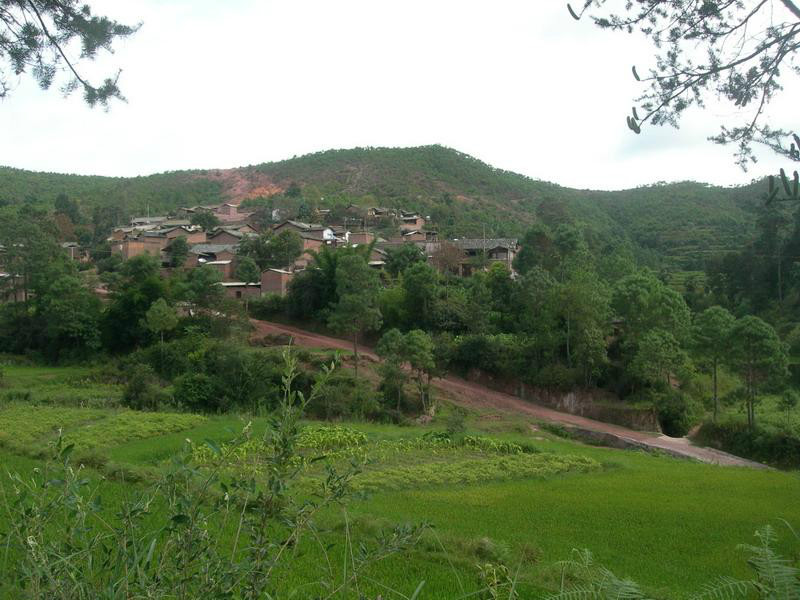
[101,254,166,352]
[376,328,408,410]
[144,298,178,357]
[190,211,221,232]
[778,389,799,427]
[385,243,425,277]
[612,270,692,342]
[235,256,261,311]
[166,236,189,268]
[0,0,138,106]
[693,306,736,422]
[401,262,439,329]
[430,241,464,276]
[327,255,382,379]
[402,329,437,414]
[727,316,788,429]
[629,329,690,388]
[181,265,223,311]
[569,0,800,168]
[238,230,303,270]
[54,193,80,223]
[35,274,101,361]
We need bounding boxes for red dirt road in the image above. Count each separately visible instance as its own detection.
[251,319,767,469]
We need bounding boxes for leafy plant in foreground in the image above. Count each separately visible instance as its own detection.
[0,349,426,598]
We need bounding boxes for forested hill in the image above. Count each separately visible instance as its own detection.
[0,145,766,268]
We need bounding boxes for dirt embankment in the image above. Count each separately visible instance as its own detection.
[193,169,285,204]
[249,319,769,469]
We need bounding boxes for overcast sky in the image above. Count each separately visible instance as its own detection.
[0,0,795,190]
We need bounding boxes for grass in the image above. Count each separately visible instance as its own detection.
[0,364,799,598]
[0,363,122,407]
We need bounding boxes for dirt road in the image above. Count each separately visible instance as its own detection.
[251,319,767,469]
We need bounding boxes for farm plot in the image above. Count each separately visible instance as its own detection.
[0,404,206,457]
[190,425,602,491]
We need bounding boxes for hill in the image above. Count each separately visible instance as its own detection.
[0,145,767,268]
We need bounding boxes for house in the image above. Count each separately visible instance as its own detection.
[207,227,251,245]
[348,231,375,245]
[451,238,519,276]
[130,216,168,227]
[261,268,294,296]
[399,214,426,232]
[214,203,254,223]
[0,273,28,302]
[205,260,234,280]
[273,220,336,241]
[219,281,260,299]
[367,207,396,219]
[186,243,239,268]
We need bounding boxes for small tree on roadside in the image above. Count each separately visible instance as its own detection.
[144,298,178,358]
[328,255,382,379]
[693,306,736,422]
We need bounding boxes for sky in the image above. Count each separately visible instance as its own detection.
[0,0,796,191]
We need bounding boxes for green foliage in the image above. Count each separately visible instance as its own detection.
[0,351,426,598]
[697,421,800,469]
[144,298,178,345]
[727,316,789,429]
[385,243,425,277]
[190,211,220,231]
[102,254,167,353]
[0,1,138,106]
[247,293,286,319]
[122,363,164,411]
[234,255,260,285]
[328,254,382,376]
[238,229,303,270]
[629,329,689,387]
[166,235,189,267]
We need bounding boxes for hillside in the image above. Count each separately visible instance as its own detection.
[0,145,766,268]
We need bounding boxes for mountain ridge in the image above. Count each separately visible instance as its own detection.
[0,145,767,269]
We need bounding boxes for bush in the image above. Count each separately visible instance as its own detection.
[122,364,165,411]
[173,372,221,413]
[653,389,693,437]
[696,421,800,468]
[533,364,579,391]
[306,371,381,421]
[248,294,286,319]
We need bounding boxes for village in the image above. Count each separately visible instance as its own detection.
[97,200,521,300]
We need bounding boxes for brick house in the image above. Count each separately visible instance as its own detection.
[261,268,294,296]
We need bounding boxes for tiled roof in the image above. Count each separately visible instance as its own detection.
[189,243,238,255]
[452,238,518,251]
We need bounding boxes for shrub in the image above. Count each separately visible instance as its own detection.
[696,421,800,468]
[533,364,579,391]
[306,371,381,420]
[173,372,221,413]
[122,364,164,411]
[248,294,286,319]
[653,389,693,437]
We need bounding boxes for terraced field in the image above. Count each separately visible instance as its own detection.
[0,365,798,598]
